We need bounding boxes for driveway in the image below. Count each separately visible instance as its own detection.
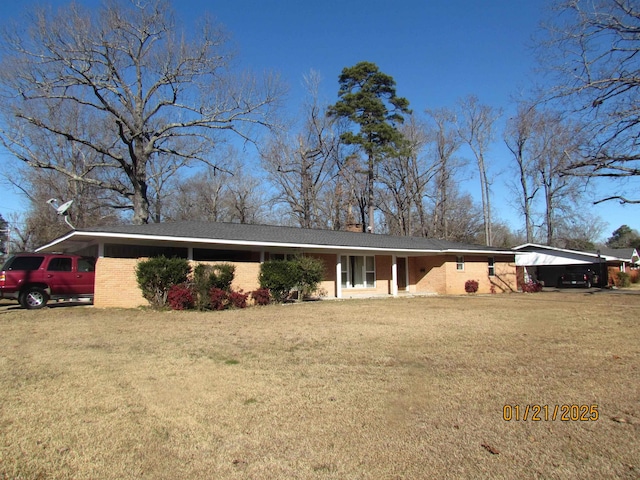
[542,286,640,295]
[0,299,93,313]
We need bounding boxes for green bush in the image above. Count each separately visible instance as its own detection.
[192,263,236,310]
[258,257,325,302]
[210,263,236,291]
[616,271,631,288]
[295,256,325,299]
[136,256,191,308]
[259,260,298,302]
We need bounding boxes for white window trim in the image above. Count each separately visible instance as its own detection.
[456,256,465,271]
[341,254,376,289]
[488,257,495,277]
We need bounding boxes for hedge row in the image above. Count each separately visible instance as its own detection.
[135,255,325,310]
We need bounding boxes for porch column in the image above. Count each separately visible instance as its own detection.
[97,242,105,258]
[336,254,342,299]
[260,250,265,263]
[391,254,398,296]
[187,247,193,261]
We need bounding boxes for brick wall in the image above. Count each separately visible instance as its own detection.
[308,253,337,297]
[94,257,146,308]
[195,261,261,293]
[444,255,517,294]
[94,252,517,307]
[409,255,516,295]
[94,258,263,308]
[410,256,447,294]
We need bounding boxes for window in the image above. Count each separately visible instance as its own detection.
[456,256,465,271]
[5,256,45,271]
[341,255,375,288]
[268,253,296,261]
[78,257,96,272]
[488,257,495,277]
[192,248,256,262]
[47,257,72,272]
[104,244,188,259]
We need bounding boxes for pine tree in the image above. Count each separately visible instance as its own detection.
[328,61,410,232]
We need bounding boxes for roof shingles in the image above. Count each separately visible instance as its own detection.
[80,221,511,254]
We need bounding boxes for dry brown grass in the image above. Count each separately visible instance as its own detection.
[1,292,639,479]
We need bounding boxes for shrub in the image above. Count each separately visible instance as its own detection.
[167,283,195,310]
[258,257,326,303]
[630,270,639,284]
[209,287,229,311]
[192,263,236,310]
[135,256,191,308]
[251,288,271,306]
[616,271,631,288]
[210,263,236,291]
[521,281,543,293]
[258,260,298,302]
[464,279,479,294]
[229,290,248,309]
[295,256,325,299]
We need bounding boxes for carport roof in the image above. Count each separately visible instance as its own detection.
[37,221,515,255]
[513,243,639,266]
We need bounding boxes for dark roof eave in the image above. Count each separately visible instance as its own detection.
[36,227,515,256]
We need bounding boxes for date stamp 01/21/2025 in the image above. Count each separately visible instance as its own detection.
[503,404,599,422]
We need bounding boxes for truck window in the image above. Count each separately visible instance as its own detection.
[78,258,95,272]
[47,258,73,272]
[4,256,45,271]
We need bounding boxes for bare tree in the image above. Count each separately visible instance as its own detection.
[504,103,542,243]
[261,71,339,229]
[425,108,465,240]
[0,0,283,224]
[377,116,422,236]
[165,149,266,224]
[444,189,485,244]
[554,212,607,250]
[7,165,123,249]
[225,166,268,224]
[335,153,369,231]
[541,0,640,204]
[457,95,502,245]
[534,112,587,245]
[164,169,229,222]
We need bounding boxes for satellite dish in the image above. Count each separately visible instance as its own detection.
[46,198,73,216]
[45,198,76,230]
[56,200,74,216]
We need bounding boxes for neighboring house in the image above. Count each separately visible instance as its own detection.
[36,221,517,308]
[513,243,639,287]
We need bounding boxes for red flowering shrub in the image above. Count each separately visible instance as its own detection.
[167,283,195,310]
[251,288,271,306]
[521,281,543,293]
[464,279,479,293]
[229,290,248,309]
[209,287,229,311]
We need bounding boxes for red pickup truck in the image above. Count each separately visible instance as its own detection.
[0,253,95,309]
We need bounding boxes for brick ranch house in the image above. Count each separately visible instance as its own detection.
[36,221,518,308]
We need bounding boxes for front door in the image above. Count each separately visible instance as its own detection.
[397,257,408,291]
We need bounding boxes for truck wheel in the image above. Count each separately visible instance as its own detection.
[20,287,49,310]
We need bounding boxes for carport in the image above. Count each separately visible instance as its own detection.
[514,244,610,288]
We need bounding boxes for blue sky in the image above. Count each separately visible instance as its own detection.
[0,0,637,241]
